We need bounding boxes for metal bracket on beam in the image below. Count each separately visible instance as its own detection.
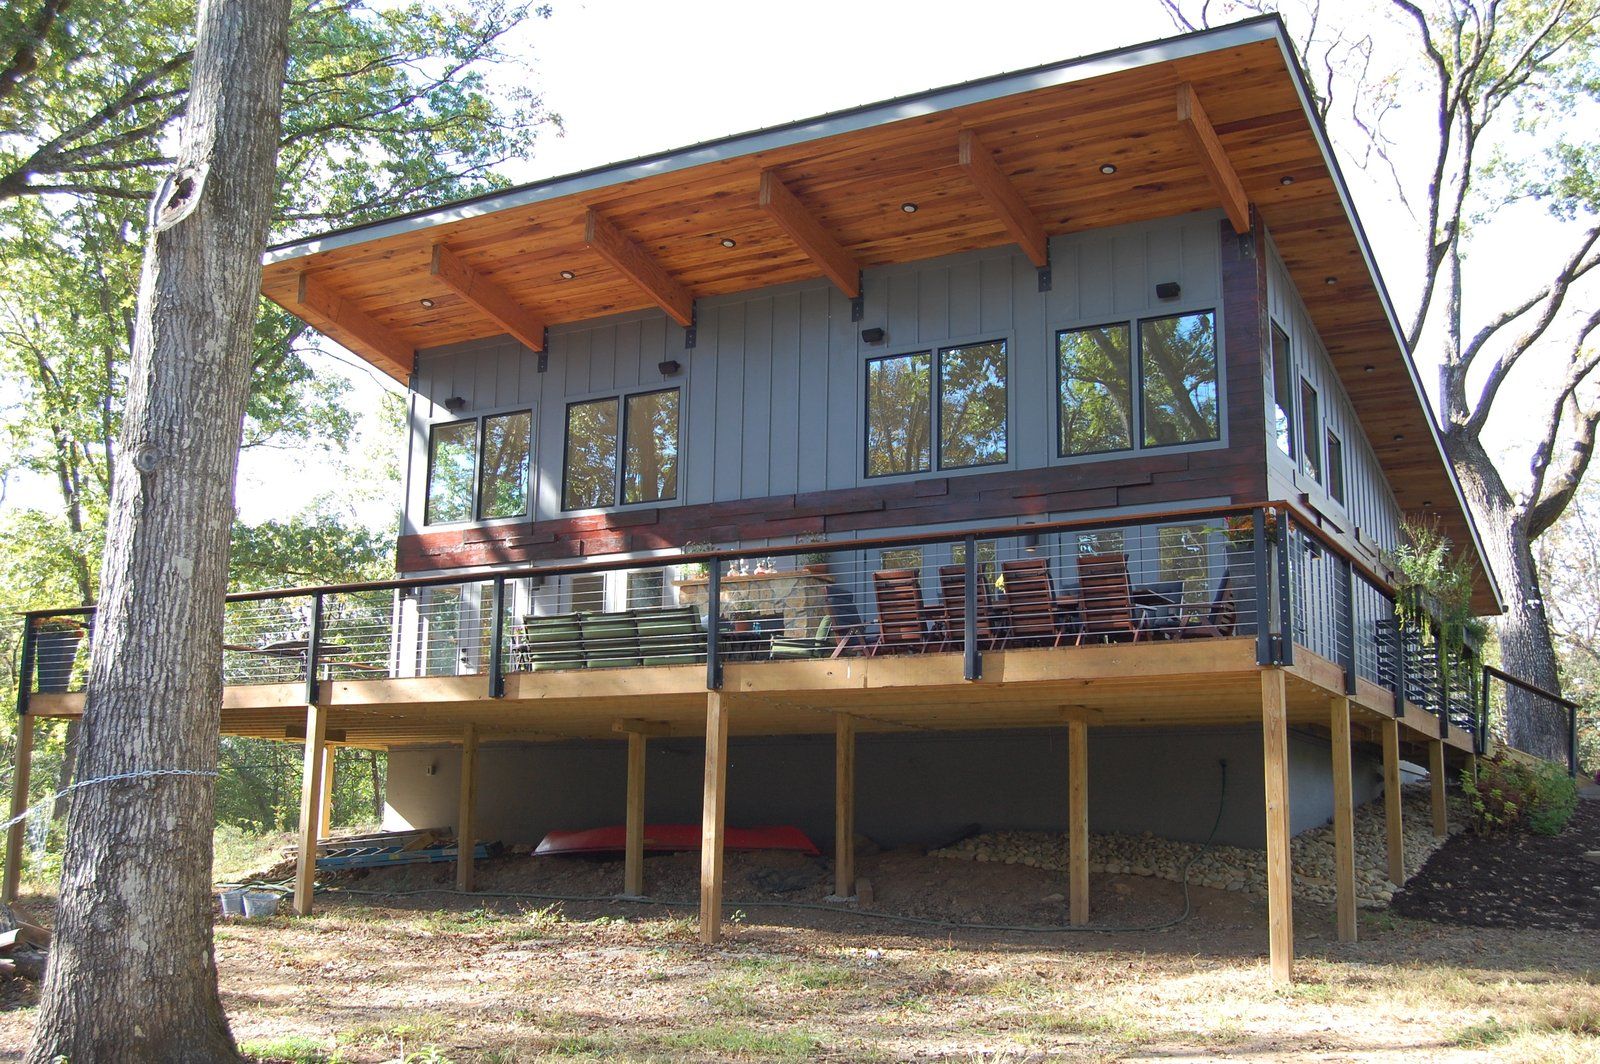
[1036,252,1052,293]
[851,273,865,322]
[684,305,698,349]
[537,328,550,372]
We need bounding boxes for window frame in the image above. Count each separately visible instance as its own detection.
[1136,308,1221,451]
[1054,320,1136,460]
[1269,320,1296,461]
[862,336,1011,480]
[560,386,683,513]
[423,408,534,528]
[620,385,682,506]
[1326,428,1346,506]
[1299,377,1322,483]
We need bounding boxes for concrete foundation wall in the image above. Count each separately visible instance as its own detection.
[384,726,1385,852]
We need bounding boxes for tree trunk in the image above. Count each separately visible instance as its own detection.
[26,2,292,1061]
[1449,433,1568,761]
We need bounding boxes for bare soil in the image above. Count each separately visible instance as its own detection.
[2,842,1598,1062]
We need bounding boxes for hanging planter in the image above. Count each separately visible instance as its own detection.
[34,618,86,694]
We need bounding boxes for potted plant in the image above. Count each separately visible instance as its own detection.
[34,616,86,693]
[675,541,714,580]
[797,532,831,576]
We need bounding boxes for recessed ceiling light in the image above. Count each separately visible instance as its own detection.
[1363,365,1376,373]
[720,237,737,248]
[1324,276,1337,285]
[1422,500,1433,507]
[900,202,918,214]
[559,270,576,280]
[1280,175,1295,186]
[419,298,435,308]
[1393,433,1405,441]
[1100,163,1118,175]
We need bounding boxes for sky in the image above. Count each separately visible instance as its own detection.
[8,0,1588,531]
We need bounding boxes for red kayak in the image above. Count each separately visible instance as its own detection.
[534,824,820,857]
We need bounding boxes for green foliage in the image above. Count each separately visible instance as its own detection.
[1392,516,1489,649]
[230,498,392,592]
[1461,752,1579,836]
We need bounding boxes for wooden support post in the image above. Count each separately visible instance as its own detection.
[1067,718,1089,926]
[318,745,336,840]
[1381,718,1405,885]
[1261,669,1294,981]
[2,714,36,904]
[1330,697,1357,943]
[625,730,647,897]
[456,723,479,893]
[834,713,856,898]
[293,702,329,916]
[1428,739,1448,838]
[699,691,729,945]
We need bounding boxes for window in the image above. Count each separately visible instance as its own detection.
[866,340,1008,477]
[1140,311,1219,447]
[426,421,477,525]
[1326,431,1346,505]
[425,411,532,525]
[1157,524,1209,595]
[866,352,932,477]
[479,412,532,519]
[562,388,680,510]
[1057,323,1133,456]
[570,573,606,613]
[939,340,1008,468]
[627,569,664,609]
[1300,379,1321,482]
[622,389,680,504]
[1270,322,1295,459]
[881,547,924,572]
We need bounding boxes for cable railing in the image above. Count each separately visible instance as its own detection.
[7,500,1565,772]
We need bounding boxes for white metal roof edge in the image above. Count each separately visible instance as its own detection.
[261,16,1283,265]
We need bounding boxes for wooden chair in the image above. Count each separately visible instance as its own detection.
[819,581,870,657]
[998,557,1064,647]
[936,564,998,652]
[870,568,931,654]
[1074,552,1141,645]
[1179,569,1239,639]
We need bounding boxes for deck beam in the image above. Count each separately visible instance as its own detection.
[957,130,1049,267]
[430,243,548,352]
[2,714,35,904]
[1068,717,1089,926]
[1261,668,1293,981]
[625,730,647,896]
[1381,718,1405,884]
[759,171,860,297]
[834,713,856,898]
[1330,697,1357,943]
[293,702,330,916]
[1429,739,1448,838]
[699,691,730,944]
[1176,82,1250,234]
[457,723,479,893]
[584,209,695,326]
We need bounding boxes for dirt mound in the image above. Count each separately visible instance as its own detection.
[1391,794,1600,929]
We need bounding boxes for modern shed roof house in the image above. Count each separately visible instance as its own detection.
[9,16,1577,982]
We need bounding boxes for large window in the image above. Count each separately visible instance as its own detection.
[866,340,1007,477]
[562,388,680,510]
[1270,322,1295,459]
[1140,311,1219,447]
[1326,430,1346,505]
[1299,379,1322,482]
[425,411,531,525]
[1057,323,1133,457]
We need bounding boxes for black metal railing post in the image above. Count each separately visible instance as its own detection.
[1340,557,1357,695]
[1477,663,1490,755]
[15,618,36,718]
[1252,507,1273,666]
[706,562,723,690]
[488,576,507,698]
[305,592,325,705]
[1571,702,1581,779]
[1436,618,1450,738]
[962,534,981,681]
[1275,514,1294,665]
[1391,601,1407,719]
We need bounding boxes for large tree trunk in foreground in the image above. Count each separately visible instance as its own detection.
[1450,434,1568,762]
[27,2,292,1060]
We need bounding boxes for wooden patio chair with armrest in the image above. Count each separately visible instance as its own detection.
[997,557,1065,648]
[793,581,868,658]
[1074,551,1141,645]
[1178,569,1239,639]
[936,564,999,652]
[870,568,932,655]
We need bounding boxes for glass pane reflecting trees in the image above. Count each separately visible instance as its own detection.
[623,389,679,504]
[1057,324,1132,456]
[939,340,1007,468]
[866,352,931,476]
[1140,311,1218,447]
[426,421,477,524]
[563,398,619,510]
[479,412,531,518]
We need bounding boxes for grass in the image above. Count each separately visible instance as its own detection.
[240,1034,344,1063]
[214,824,295,884]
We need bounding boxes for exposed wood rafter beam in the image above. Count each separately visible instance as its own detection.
[1175,82,1250,234]
[294,272,413,381]
[430,243,547,352]
[957,130,1049,268]
[583,209,695,326]
[757,171,860,297]
[613,718,672,737]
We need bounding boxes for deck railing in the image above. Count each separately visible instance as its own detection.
[12,500,1560,769]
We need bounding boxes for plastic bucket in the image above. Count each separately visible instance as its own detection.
[219,889,247,917]
[241,891,281,918]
